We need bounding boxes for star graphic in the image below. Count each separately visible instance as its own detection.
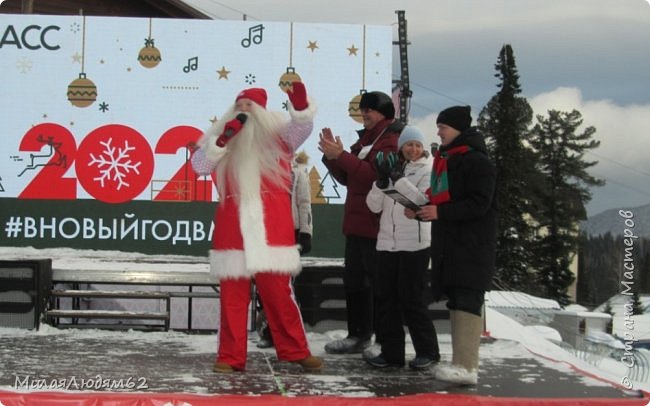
[347,44,358,56]
[209,116,218,125]
[98,102,109,112]
[307,40,319,52]
[72,52,82,63]
[217,66,230,79]
[173,184,188,199]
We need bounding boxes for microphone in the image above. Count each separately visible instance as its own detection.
[216,113,248,147]
[224,113,248,137]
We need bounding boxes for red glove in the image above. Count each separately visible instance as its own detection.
[216,114,247,147]
[287,81,308,111]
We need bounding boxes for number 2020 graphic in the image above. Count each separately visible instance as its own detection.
[17,122,211,203]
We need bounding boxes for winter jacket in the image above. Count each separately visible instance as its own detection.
[191,103,317,280]
[366,153,433,252]
[430,127,497,292]
[291,160,312,235]
[322,119,402,238]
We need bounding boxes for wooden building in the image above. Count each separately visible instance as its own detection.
[0,0,209,19]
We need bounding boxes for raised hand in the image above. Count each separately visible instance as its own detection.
[287,81,308,111]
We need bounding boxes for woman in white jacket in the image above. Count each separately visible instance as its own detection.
[365,126,440,369]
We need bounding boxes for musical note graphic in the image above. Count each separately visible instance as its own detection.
[183,56,198,73]
[241,24,264,48]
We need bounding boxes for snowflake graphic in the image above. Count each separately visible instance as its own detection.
[244,73,256,85]
[70,22,80,33]
[87,138,142,190]
[16,58,32,73]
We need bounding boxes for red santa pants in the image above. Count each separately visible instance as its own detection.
[216,272,311,370]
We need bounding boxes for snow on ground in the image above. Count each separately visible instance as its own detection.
[1,246,649,394]
[486,306,650,393]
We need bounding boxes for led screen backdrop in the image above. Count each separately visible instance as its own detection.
[0,14,392,203]
[0,14,392,255]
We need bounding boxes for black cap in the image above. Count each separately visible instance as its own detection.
[359,91,395,119]
[436,106,472,132]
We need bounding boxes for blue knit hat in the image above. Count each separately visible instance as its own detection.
[398,126,425,150]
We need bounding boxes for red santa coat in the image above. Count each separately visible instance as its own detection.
[209,142,301,279]
[191,103,316,280]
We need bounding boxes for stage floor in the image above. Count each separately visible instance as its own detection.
[0,326,645,402]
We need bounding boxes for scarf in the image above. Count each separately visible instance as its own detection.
[427,145,472,204]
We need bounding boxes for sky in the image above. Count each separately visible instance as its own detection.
[181,0,650,217]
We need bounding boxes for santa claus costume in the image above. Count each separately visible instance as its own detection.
[191,83,321,373]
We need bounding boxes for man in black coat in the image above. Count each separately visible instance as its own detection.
[408,105,497,385]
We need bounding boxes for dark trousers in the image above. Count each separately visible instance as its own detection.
[343,236,379,342]
[445,287,485,317]
[375,249,439,363]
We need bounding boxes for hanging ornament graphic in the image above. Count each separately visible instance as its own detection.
[67,16,97,107]
[279,67,301,92]
[67,73,97,108]
[348,25,367,123]
[138,18,161,68]
[348,90,366,123]
[278,23,302,93]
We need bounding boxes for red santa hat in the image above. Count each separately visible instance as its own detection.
[236,88,267,108]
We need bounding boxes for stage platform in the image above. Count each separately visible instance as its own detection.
[0,325,647,405]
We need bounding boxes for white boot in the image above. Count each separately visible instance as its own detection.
[435,309,482,385]
[435,363,478,385]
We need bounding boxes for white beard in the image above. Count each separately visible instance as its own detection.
[215,104,289,203]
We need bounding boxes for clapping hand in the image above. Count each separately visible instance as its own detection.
[375,151,398,189]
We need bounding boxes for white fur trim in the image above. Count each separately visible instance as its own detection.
[210,249,247,279]
[288,97,316,122]
[247,245,301,273]
[238,187,267,261]
[238,192,301,274]
[201,125,227,162]
[209,247,301,280]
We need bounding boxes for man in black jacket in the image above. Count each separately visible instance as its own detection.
[409,105,497,385]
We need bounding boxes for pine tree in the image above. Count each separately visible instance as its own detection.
[639,239,650,294]
[602,300,613,315]
[577,232,621,307]
[602,300,614,334]
[528,109,604,305]
[631,292,644,315]
[477,44,538,292]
